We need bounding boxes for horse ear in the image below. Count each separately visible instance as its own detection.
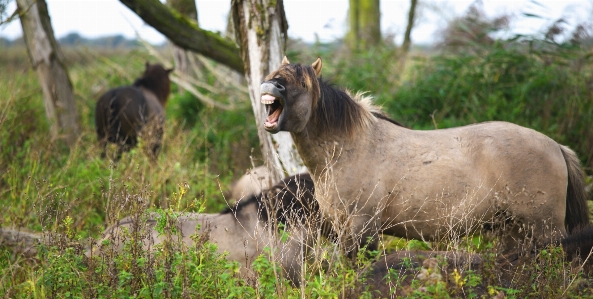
[145,61,150,70]
[281,56,290,65]
[311,57,322,77]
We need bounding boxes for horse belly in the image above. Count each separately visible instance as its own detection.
[381,188,495,240]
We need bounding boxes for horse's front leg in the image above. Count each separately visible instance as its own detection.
[337,213,380,259]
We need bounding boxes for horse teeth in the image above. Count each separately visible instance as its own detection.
[261,99,275,105]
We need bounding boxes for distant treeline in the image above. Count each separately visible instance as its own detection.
[0,32,158,48]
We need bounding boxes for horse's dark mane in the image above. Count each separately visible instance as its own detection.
[314,79,405,136]
[371,112,407,128]
[221,173,317,227]
[313,79,374,138]
[220,192,259,215]
[133,64,171,105]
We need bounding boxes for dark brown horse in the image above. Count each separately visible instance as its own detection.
[358,226,593,298]
[95,62,173,160]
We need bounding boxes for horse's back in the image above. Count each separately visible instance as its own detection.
[380,120,567,192]
[96,86,148,143]
[373,120,569,238]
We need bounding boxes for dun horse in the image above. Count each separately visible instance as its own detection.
[95,62,173,160]
[259,57,590,254]
[88,173,317,285]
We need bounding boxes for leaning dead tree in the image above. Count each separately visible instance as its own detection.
[120,0,243,73]
[16,0,79,147]
[230,0,305,184]
[120,0,306,183]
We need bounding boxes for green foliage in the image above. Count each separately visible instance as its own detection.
[378,40,593,172]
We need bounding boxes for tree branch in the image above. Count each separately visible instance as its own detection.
[119,0,244,73]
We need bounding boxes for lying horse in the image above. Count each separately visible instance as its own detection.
[259,56,590,255]
[87,173,317,285]
[95,62,173,160]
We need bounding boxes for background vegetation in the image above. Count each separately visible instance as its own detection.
[2,7,593,298]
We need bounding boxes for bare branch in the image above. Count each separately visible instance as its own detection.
[119,0,244,73]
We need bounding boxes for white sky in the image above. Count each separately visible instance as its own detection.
[1,0,592,45]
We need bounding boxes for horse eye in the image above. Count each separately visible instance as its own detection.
[301,81,306,88]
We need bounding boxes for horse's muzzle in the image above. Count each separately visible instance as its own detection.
[260,81,285,101]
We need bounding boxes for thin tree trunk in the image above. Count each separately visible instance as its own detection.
[347,0,381,50]
[168,0,199,92]
[401,0,418,54]
[17,0,79,147]
[347,0,360,50]
[231,0,306,186]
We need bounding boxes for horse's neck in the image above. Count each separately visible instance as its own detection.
[291,125,370,177]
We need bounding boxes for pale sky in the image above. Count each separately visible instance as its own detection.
[1,0,592,45]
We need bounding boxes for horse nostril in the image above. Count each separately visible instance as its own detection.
[273,81,285,92]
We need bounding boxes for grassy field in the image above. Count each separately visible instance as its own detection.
[1,37,593,298]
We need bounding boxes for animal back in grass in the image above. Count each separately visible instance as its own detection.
[88,173,317,285]
[95,62,173,160]
[259,56,590,255]
[228,166,273,200]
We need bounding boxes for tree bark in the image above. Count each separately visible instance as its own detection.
[401,0,418,54]
[17,0,79,147]
[347,0,382,50]
[231,0,306,185]
[167,0,199,92]
[119,0,244,73]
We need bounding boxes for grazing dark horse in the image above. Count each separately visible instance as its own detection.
[259,56,590,256]
[87,173,317,285]
[95,62,173,160]
[359,226,593,298]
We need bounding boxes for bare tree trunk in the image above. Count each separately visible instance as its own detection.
[401,0,418,54]
[231,0,306,186]
[347,0,382,50]
[168,0,199,91]
[17,0,79,147]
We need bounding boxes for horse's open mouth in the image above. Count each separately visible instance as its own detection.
[262,94,283,130]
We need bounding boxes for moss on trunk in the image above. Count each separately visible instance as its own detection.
[120,0,243,73]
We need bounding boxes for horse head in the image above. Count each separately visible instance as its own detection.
[134,62,174,106]
[260,57,322,134]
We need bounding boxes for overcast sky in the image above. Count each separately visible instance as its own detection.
[1,0,591,45]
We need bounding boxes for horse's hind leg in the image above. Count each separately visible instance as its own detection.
[149,142,161,161]
[497,209,566,255]
[99,139,108,159]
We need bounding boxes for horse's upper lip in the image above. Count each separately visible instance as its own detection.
[260,82,285,104]
[261,93,278,105]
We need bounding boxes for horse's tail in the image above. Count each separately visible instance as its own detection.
[560,145,590,233]
[561,225,593,266]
